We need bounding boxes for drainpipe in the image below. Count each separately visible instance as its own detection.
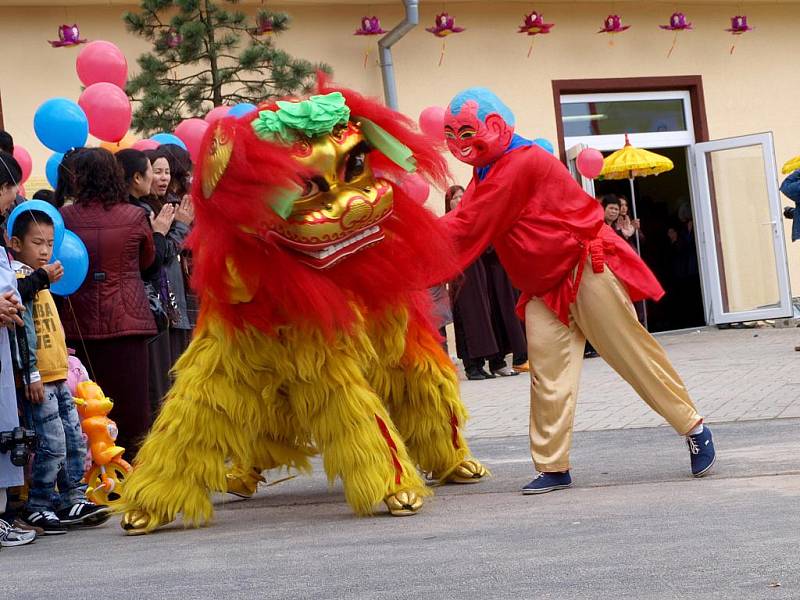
[378,0,419,109]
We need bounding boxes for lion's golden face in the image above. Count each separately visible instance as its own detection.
[271,123,394,269]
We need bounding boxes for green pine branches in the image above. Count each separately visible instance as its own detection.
[124,0,330,134]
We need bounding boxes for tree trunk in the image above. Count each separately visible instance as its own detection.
[202,0,223,106]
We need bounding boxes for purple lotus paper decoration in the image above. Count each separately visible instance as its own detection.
[726,15,753,54]
[355,16,386,36]
[598,14,630,34]
[660,12,692,58]
[518,11,554,58]
[49,24,87,48]
[660,12,692,31]
[426,12,465,38]
[518,11,555,35]
[727,15,754,34]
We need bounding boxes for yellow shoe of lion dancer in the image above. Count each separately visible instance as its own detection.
[118,79,487,536]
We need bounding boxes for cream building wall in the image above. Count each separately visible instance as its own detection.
[1,1,799,296]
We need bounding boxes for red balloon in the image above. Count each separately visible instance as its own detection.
[175,118,210,163]
[204,105,231,125]
[576,148,605,179]
[132,139,160,152]
[76,41,128,89]
[402,173,430,205]
[418,106,446,140]
[79,82,132,143]
[12,146,32,184]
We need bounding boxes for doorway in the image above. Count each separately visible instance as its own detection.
[593,147,704,332]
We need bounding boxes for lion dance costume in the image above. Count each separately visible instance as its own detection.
[119,82,487,535]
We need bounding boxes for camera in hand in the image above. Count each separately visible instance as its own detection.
[0,427,37,467]
[784,206,795,220]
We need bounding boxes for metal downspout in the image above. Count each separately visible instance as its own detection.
[378,0,419,109]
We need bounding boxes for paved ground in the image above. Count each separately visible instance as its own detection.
[2,418,798,599]
[3,327,798,599]
[457,326,800,438]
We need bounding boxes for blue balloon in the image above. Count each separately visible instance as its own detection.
[45,152,64,189]
[6,200,65,254]
[533,138,555,154]
[34,98,89,153]
[228,103,257,118]
[150,133,187,150]
[50,230,89,297]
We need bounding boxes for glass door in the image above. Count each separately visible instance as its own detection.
[690,132,792,324]
[566,143,595,197]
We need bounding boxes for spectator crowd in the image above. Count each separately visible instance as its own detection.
[0,129,195,548]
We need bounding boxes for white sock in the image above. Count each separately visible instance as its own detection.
[687,423,704,437]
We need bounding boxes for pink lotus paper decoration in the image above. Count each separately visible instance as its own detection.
[355,16,386,36]
[660,12,692,58]
[660,12,692,31]
[254,14,275,36]
[598,14,630,34]
[518,11,554,58]
[426,12,465,38]
[427,12,465,67]
[726,15,753,54]
[726,15,754,34]
[165,28,182,48]
[49,24,87,48]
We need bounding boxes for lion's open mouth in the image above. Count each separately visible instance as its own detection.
[288,225,385,269]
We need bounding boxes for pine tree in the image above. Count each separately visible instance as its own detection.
[124,0,329,134]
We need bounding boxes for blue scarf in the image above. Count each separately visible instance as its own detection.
[475,134,535,182]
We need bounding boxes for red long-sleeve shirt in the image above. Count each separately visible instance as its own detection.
[442,144,664,324]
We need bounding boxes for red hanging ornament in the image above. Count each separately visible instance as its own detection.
[517,11,555,58]
[659,12,692,58]
[49,24,87,48]
[354,16,387,69]
[426,13,465,66]
[726,15,753,55]
[598,14,630,46]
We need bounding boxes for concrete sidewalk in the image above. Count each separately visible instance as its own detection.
[458,326,800,438]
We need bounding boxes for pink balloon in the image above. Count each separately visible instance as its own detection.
[76,40,128,89]
[402,173,430,205]
[418,106,446,140]
[12,146,32,184]
[576,148,605,179]
[132,139,160,152]
[79,82,132,143]
[174,118,210,163]
[204,105,231,125]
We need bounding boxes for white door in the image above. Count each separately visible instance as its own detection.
[566,143,595,197]
[690,132,792,324]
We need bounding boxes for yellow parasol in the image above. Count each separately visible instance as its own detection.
[599,134,674,328]
[781,155,800,175]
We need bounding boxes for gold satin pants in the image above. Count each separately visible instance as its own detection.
[524,261,702,472]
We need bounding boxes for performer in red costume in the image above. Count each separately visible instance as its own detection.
[441,87,716,494]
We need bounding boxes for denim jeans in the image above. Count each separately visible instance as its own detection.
[23,381,88,511]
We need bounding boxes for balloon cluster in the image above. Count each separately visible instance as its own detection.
[5,201,88,296]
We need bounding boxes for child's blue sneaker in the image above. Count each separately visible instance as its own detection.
[521,471,572,495]
[687,425,716,477]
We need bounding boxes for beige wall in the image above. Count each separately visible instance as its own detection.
[2,1,800,296]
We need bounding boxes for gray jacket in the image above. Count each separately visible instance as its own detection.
[163,220,191,330]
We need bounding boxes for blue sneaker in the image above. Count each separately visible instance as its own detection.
[521,471,572,495]
[687,425,716,477]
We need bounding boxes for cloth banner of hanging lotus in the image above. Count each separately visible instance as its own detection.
[354,16,386,69]
[660,12,692,58]
[726,15,753,55]
[517,11,554,58]
[598,14,630,46]
[427,12,465,66]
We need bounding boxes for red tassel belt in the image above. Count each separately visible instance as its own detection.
[570,235,617,303]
